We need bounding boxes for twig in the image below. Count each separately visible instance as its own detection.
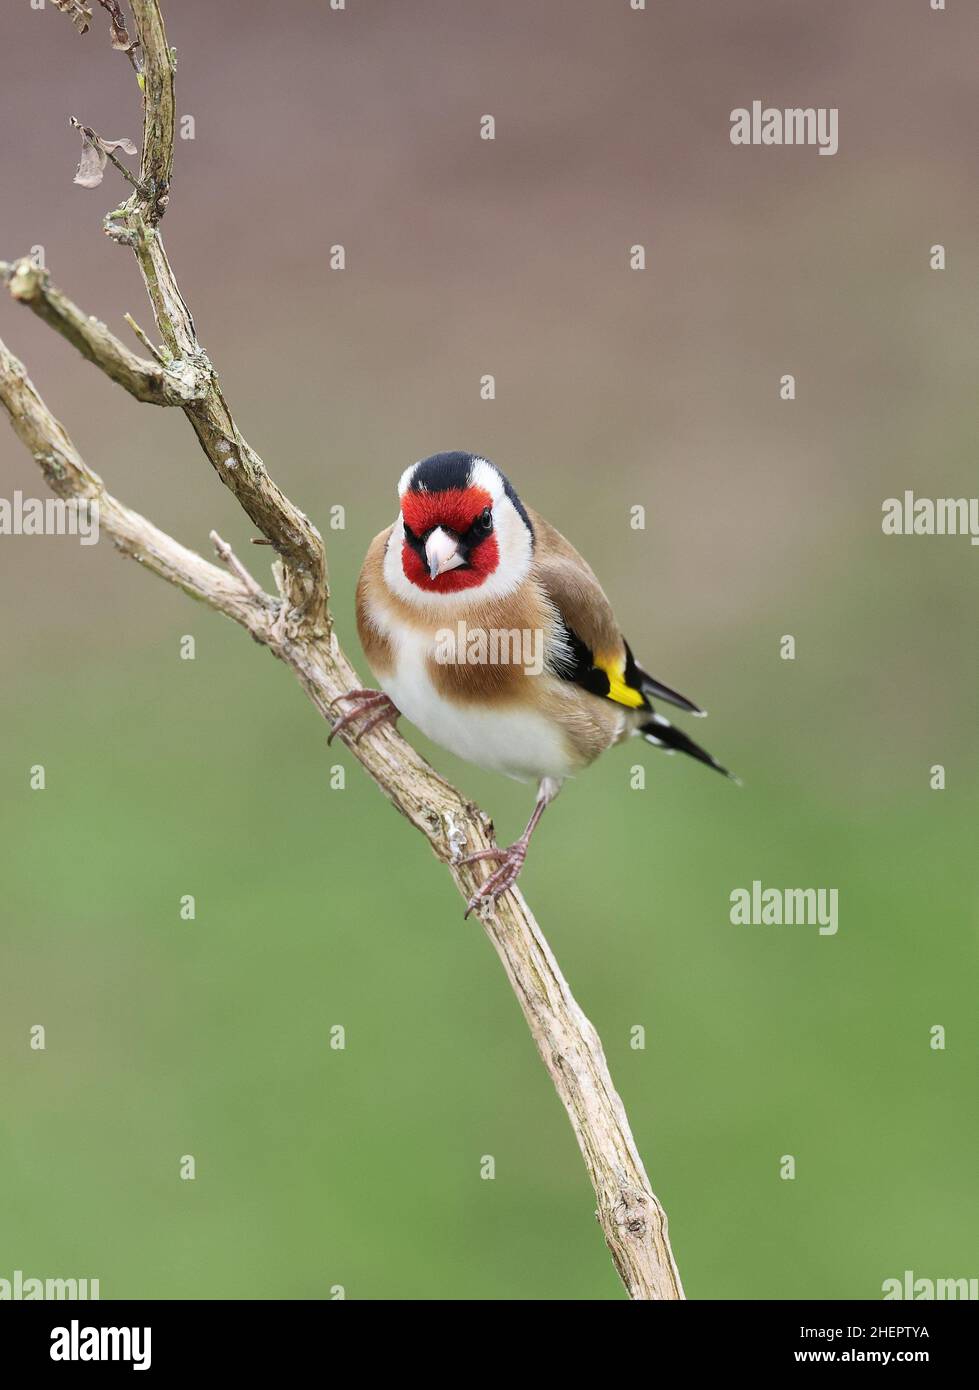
[0,342,263,626]
[209,530,271,604]
[0,0,683,1300]
[5,256,202,404]
[123,312,165,363]
[96,0,143,73]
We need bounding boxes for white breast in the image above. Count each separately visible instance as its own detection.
[377,624,575,784]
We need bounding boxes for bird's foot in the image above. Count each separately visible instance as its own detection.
[460,840,529,918]
[327,689,399,745]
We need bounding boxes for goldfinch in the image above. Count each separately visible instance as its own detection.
[340,452,732,915]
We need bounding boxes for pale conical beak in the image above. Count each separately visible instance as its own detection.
[424,526,465,579]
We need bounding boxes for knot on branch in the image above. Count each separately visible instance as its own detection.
[6,258,47,304]
[443,809,469,860]
[612,1185,649,1242]
[161,352,210,403]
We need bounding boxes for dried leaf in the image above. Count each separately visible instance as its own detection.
[73,131,105,188]
[97,0,133,52]
[53,1,93,35]
[101,137,137,157]
[73,127,137,189]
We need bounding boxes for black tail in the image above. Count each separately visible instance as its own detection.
[625,644,705,716]
[639,714,737,781]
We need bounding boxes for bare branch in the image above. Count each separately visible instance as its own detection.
[12,223,328,627]
[0,0,685,1299]
[58,1,330,631]
[2,258,204,405]
[0,339,264,626]
[128,0,174,224]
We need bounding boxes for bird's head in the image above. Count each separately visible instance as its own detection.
[385,452,534,604]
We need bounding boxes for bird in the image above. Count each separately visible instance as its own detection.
[338,451,734,916]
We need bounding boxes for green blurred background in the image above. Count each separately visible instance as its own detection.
[1,1,976,1300]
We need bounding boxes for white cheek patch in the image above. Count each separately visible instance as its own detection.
[383,519,413,600]
[490,494,533,589]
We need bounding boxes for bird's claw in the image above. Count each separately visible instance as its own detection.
[461,841,528,918]
[327,689,399,745]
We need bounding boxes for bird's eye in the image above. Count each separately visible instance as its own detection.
[474,506,493,535]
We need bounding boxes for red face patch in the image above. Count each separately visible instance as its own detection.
[401,485,500,592]
[401,485,492,539]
